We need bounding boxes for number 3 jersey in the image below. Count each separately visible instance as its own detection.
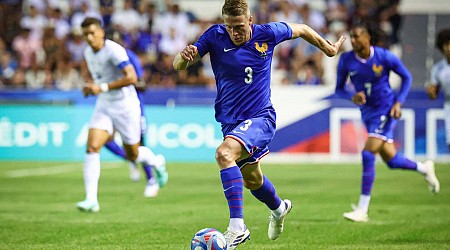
[335,46,412,118]
[194,22,292,124]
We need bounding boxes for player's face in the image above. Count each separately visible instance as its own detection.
[82,24,105,51]
[350,28,370,52]
[223,14,252,46]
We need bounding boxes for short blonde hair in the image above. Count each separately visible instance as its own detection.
[222,0,250,17]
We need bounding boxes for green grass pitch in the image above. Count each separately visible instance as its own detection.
[0,161,449,249]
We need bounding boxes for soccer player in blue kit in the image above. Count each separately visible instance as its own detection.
[335,24,440,223]
[173,0,346,248]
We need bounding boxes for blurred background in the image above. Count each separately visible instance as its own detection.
[0,0,449,163]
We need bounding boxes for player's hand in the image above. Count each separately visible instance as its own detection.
[390,102,402,119]
[82,83,101,96]
[180,45,198,61]
[325,35,347,57]
[351,91,366,105]
[426,85,438,99]
[82,83,92,97]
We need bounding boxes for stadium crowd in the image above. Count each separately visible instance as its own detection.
[0,0,401,90]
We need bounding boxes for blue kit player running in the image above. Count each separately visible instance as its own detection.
[104,30,168,198]
[173,0,345,248]
[335,24,440,223]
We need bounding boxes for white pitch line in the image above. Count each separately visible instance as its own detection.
[5,164,121,178]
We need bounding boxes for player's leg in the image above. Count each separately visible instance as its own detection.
[77,128,110,213]
[242,161,291,240]
[343,136,383,222]
[115,102,167,194]
[215,137,250,250]
[380,142,440,193]
[103,131,141,182]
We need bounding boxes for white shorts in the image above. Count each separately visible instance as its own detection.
[445,102,450,145]
[89,99,141,145]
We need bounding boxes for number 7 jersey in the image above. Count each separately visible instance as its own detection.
[335,46,412,113]
[194,22,292,124]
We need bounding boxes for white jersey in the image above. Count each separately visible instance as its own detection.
[83,39,138,105]
[430,58,450,103]
[84,39,141,144]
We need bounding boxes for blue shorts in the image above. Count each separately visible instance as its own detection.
[362,107,397,143]
[221,107,276,168]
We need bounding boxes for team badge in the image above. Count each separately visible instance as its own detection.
[372,64,383,76]
[254,42,268,57]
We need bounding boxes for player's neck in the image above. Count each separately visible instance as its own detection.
[356,46,371,59]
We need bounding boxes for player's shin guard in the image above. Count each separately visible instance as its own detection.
[361,150,376,196]
[220,166,244,220]
[386,153,417,170]
[84,153,100,202]
[250,175,282,211]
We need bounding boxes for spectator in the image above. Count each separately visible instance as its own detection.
[70,1,102,30]
[146,52,177,88]
[0,50,19,89]
[66,27,87,71]
[24,53,52,90]
[47,7,71,40]
[20,4,48,40]
[53,52,81,91]
[295,59,322,85]
[11,24,42,70]
[42,25,65,71]
[110,0,141,33]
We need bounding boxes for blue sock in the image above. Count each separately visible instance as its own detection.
[362,150,376,196]
[386,153,417,170]
[220,166,244,219]
[142,164,153,180]
[250,175,282,210]
[104,141,127,159]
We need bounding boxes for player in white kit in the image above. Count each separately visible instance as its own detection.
[426,28,450,152]
[76,17,166,212]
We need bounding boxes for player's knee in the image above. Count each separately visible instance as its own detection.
[215,147,234,165]
[86,144,101,153]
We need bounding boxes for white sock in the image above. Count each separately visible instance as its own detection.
[84,153,100,202]
[416,162,427,174]
[229,218,245,232]
[271,201,286,218]
[136,146,165,170]
[357,194,371,213]
[136,146,158,166]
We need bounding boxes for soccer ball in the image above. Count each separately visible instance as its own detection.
[190,228,227,250]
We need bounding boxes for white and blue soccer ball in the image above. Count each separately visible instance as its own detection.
[190,228,227,250]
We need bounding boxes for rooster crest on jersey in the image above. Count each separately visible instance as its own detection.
[372,64,383,76]
[255,42,268,57]
[190,228,227,250]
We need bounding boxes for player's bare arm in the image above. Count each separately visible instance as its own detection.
[84,64,137,96]
[288,23,346,57]
[173,45,201,71]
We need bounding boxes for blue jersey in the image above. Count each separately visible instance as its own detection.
[194,22,292,123]
[126,49,144,80]
[126,49,146,121]
[336,46,412,141]
[336,46,412,116]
